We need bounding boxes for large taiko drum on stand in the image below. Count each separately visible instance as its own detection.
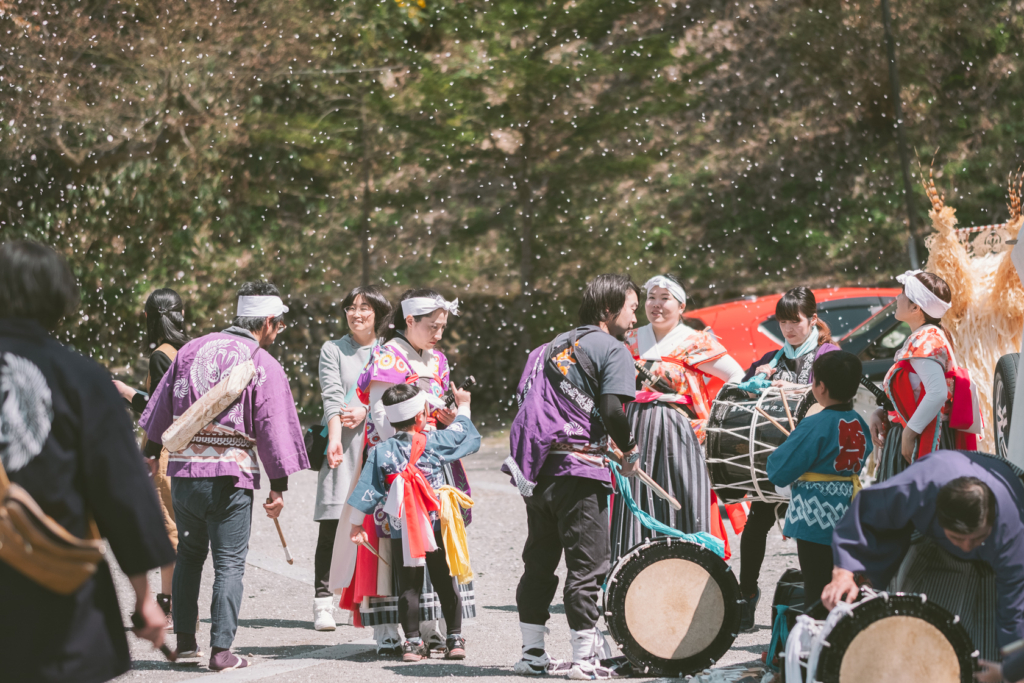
[705,384,819,504]
[603,537,741,677]
[785,590,977,683]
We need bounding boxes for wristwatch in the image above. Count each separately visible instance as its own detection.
[626,447,641,464]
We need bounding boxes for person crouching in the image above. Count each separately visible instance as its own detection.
[765,350,873,607]
[347,383,479,662]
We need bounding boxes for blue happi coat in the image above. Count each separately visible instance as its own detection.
[347,414,480,539]
[766,404,872,545]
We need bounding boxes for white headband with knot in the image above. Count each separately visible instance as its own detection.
[383,390,447,424]
[237,295,289,318]
[401,296,460,318]
[643,275,686,306]
[896,270,951,320]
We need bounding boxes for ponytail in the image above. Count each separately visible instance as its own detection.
[814,318,833,345]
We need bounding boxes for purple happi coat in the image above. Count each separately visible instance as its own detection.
[140,328,309,489]
[503,333,611,496]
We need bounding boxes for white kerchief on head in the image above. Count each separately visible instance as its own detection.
[896,270,951,319]
[383,390,447,425]
[643,275,686,306]
[237,295,289,318]
[401,295,460,318]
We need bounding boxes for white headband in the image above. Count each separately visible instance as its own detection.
[236,295,289,318]
[383,390,447,424]
[896,270,951,320]
[643,275,687,306]
[401,296,460,318]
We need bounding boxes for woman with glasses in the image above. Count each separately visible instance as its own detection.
[310,286,391,631]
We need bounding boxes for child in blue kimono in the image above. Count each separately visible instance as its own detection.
[766,350,872,607]
[348,383,480,662]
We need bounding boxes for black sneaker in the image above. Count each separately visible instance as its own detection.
[739,588,760,632]
[175,634,202,661]
[402,638,429,662]
[445,634,466,660]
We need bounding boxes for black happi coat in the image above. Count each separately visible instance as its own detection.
[0,318,175,683]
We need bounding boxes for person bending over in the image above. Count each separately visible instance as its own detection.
[823,451,1024,662]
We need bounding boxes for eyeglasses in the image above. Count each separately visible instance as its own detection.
[345,305,374,314]
[275,321,288,332]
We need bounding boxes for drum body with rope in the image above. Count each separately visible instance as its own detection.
[705,384,819,504]
[603,537,741,677]
[786,590,977,683]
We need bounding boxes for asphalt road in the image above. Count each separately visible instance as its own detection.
[112,435,796,682]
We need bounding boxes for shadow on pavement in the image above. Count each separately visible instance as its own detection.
[200,617,314,629]
[384,663,513,677]
[484,604,564,614]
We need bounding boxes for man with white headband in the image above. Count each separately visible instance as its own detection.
[346,382,479,662]
[141,281,308,671]
[868,269,974,483]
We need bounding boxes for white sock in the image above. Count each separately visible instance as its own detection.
[520,622,549,653]
[374,623,400,647]
[570,627,611,663]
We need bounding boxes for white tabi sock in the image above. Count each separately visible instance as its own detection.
[569,627,612,664]
[520,622,549,653]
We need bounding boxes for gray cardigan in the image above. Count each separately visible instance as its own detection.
[315,335,373,521]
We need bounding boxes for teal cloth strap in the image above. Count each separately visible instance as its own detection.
[736,348,786,395]
[609,460,725,558]
[766,605,791,672]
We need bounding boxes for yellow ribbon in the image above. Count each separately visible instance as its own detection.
[797,472,862,499]
[436,486,475,584]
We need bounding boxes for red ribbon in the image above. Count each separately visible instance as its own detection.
[386,432,440,562]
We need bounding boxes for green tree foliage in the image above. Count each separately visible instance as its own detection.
[2,0,1023,425]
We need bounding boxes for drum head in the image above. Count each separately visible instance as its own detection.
[816,594,976,683]
[604,538,740,677]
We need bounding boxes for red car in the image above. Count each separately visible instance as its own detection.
[683,287,901,398]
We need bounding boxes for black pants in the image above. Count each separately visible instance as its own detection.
[739,501,788,597]
[516,476,610,631]
[314,520,339,598]
[391,528,462,639]
[797,539,833,609]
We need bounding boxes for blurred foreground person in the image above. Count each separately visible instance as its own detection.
[140,281,309,671]
[0,240,174,683]
[504,274,641,679]
[112,287,191,628]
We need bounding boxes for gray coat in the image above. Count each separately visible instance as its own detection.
[315,335,373,521]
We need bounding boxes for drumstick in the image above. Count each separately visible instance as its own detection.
[267,497,294,565]
[635,470,683,511]
[778,387,796,431]
[359,540,390,567]
[755,407,791,436]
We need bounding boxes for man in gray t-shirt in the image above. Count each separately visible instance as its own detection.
[512,274,641,679]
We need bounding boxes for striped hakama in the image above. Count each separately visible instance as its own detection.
[891,535,997,659]
[610,400,710,567]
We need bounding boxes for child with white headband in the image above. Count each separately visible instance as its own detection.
[346,382,479,662]
[871,270,974,482]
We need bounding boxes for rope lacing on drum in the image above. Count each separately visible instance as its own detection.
[608,460,725,558]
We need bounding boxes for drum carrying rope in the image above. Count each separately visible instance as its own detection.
[608,460,725,558]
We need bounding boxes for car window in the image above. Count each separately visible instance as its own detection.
[758,298,888,343]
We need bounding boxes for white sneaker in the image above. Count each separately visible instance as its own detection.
[313,597,337,631]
